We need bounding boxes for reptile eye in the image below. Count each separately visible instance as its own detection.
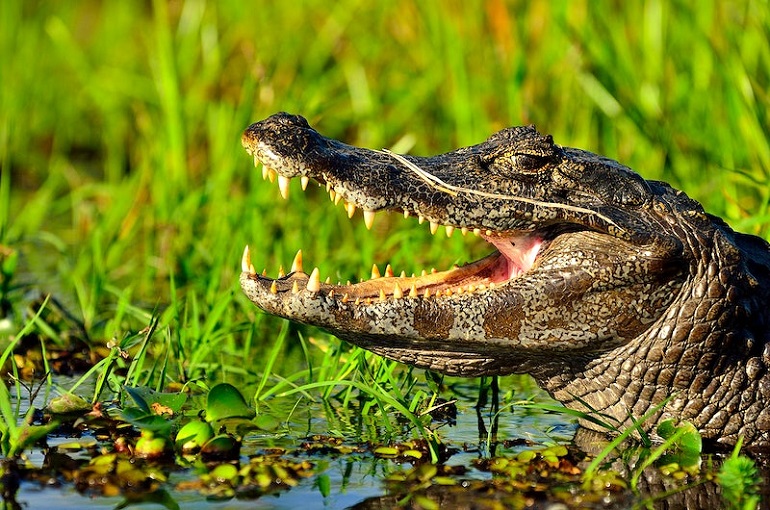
[513,153,548,171]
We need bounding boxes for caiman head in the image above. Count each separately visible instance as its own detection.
[240,113,770,446]
[240,112,688,374]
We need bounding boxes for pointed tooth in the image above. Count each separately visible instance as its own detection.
[478,284,486,291]
[346,202,357,218]
[307,267,321,292]
[334,194,343,205]
[445,225,454,237]
[300,176,309,190]
[292,281,299,293]
[342,293,349,303]
[421,270,427,276]
[355,297,361,305]
[393,284,403,299]
[261,268,267,276]
[267,168,277,182]
[363,210,375,230]
[429,221,439,235]
[329,189,337,202]
[270,281,278,294]
[328,289,335,298]
[253,155,259,167]
[278,175,291,199]
[400,271,406,278]
[461,227,468,236]
[423,288,430,298]
[418,215,425,224]
[409,284,418,298]
[326,182,332,192]
[241,245,253,273]
[291,250,303,273]
[403,210,410,219]
[262,165,269,180]
[473,228,482,236]
[486,229,493,236]
[384,264,394,277]
[379,289,387,301]
[371,264,381,279]
[278,266,286,278]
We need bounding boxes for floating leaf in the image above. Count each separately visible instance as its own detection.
[205,383,255,422]
[656,419,701,470]
[46,393,91,415]
[175,420,215,454]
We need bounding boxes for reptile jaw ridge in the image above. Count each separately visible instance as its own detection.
[240,155,546,302]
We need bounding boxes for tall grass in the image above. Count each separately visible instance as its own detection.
[1,0,768,410]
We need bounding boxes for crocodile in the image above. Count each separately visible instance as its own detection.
[240,112,770,448]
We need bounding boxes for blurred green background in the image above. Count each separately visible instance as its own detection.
[1,1,768,377]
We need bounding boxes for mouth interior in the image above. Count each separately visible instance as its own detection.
[242,155,548,301]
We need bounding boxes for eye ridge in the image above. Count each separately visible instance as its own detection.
[514,152,549,171]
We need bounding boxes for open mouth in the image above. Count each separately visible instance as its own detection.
[240,161,548,303]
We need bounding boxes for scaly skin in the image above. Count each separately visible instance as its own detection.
[240,112,770,448]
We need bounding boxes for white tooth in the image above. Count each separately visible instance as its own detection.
[363,210,375,230]
[291,250,303,273]
[429,221,439,235]
[445,225,454,237]
[334,194,342,205]
[393,284,403,299]
[278,175,290,199]
[329,189,337,202]
[473,228,482,236]
[384,264,394,277]
[253,155,259,167]
[267,168,277,182]
[270,281,278,294]
[346,202,356,218]
[371,264,381,279]
[461,227,469,236]
[403,210,410,219]
[300,176,310,190]
[307,267,321,292]
[262,166,269,180]
[241,245,255,274]
[418,215,425,224]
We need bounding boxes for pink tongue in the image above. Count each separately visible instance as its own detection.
[484,234,543,279]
